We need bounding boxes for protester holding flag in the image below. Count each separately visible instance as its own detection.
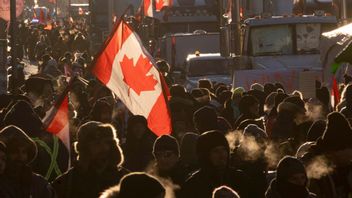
[91,19,172,137]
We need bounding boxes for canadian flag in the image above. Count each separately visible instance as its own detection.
[92,20,172,136]
[144,0,153,17]
[156,0,172,12]
[43,83,71,154]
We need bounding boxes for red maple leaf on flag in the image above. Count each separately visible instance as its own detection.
[120,54,158,95]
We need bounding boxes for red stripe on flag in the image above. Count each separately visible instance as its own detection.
[47,95,69,134]
[92,22,133,84]
[147,94,172,136]
[332,76,340,107]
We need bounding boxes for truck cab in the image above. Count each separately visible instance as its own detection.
[183,53,232,90]
[241,15,337,71]
[221,0,339,94]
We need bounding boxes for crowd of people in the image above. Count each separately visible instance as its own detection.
[1,18,352,198]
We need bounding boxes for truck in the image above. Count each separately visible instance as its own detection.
[183,53,232,90]
[136,0,221,71]
[221,0,339,95]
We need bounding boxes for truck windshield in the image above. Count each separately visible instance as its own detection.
[188,59,230,77]
[250,25,293,56]
[250,23,336,56]
[296,23,321,54]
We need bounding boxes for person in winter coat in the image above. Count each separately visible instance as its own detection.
[122,115,157,171]
[222,87,245,126]
[53,121,129,198]
[169,84,197,140]
[150,135,188,187]
[100,172,166,198]
[231,124,268,197]
[271,96,306,143]
[180,132,200,174]
[181,130,252,198]
[266,156,316,198]
[302,112,352,198]
[0,125,56,198]
[2,100,69,181]
[233,95,260,130]
[193,106,232,135]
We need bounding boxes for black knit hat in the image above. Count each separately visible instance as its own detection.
[119,172,165,198]
[153,135,180,156]
[276,156,306,182]
[196,130,229,166]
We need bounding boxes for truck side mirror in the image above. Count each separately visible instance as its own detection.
[220,26,230,57]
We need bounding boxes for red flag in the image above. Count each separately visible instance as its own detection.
[43,82,71,152]
[144,0,153,17]
[332,76,340,108]
[156,0,172,12]
[92,20,172,136]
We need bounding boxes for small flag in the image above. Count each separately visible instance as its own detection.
[91,19,172,136]
[144,0,153,17]
[43,79,72,153]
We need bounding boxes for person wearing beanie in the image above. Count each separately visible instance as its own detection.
[169,85,197,140]
[265,156,315,198]
[122,115,157,171]
[0,125,55,198]
[53,121,129,198]
[233,95,260,129]
[272,96,307,143]
[265,92,288,137]
[302,112,352,198]
[151,135,188,187]
[231,124,268,198]
[193,106,218,134]
[181,130,252,198]
[212,185,240,198]
[100,172,166,198]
